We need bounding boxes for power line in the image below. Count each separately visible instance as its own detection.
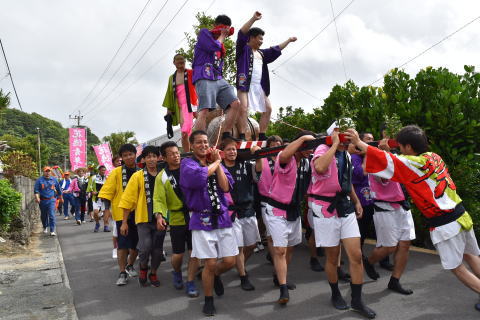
[273,0,355,72]
[271,70,323,103]
[83,0,190,118]
[71,0,153,114]
[369,14,480,86]
[329,0,348,81]
[83,37,187,121]
[81,0,170,115]
[83,0,216,121]
[0,38,23,110]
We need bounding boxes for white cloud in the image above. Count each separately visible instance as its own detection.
[1,0,479,142]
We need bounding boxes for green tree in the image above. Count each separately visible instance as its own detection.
[176,12,236,85]
[0,89,10,109]
[1,150,38,181]
[0,108,101,168]
[266,65,480,247]
[102,131,139,156]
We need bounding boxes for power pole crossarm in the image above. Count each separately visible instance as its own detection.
[69,110,83,127]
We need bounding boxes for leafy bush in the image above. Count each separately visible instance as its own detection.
[450,159,480,236]
[1,151,38,182]
[0,179,21,231]
[267,66,480,248]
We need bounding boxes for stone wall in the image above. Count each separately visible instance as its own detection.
[9,176,39,245]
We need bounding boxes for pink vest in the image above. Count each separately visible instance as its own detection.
[268,153,297,217]
[257,157,274,197]
[308,144,342,218]
[368,175,404,209]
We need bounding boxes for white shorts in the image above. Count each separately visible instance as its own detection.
[112,220,118,237]
[260,202,270,237]
[93,198,105,212]
[434,228,480,270]
[191,228,239,259]
[263,204,302,247]
[373,207,416,247]
[233,216,261,247]
[310,201,360,247]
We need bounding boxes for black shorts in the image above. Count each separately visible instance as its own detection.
[170,225,192,254]
[116,220,139,250]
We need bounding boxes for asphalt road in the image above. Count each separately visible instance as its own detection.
[56,218,480,320]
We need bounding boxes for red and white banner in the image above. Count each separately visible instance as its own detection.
[69,128,87,171]
[236,141,267,149]
[93,143,114,175]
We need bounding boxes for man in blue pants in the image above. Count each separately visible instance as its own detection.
[60,171,75,220]
[34,166,62,236]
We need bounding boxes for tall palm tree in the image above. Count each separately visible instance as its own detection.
[102,131,139,156]
[0,89,10,109]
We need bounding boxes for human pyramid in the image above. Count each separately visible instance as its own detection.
[91,12,480,318]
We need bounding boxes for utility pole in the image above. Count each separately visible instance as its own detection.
[69,110,83,127]
[0,38,23,111]
[36,127,41,175]
[63,154,67,171]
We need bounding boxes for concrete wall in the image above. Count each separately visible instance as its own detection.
[9,176,40,245]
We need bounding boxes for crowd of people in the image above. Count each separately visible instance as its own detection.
[33,11,480,318]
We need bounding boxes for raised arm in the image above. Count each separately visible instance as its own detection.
[279,134,315,165]
[278,37,297,50]
[240,11,262,35]
[313,132,340,173]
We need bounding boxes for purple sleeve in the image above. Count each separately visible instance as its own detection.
[351,154,366,185]
[197,28,222,53]
[180,159,208,190]
[236,30,248,56]
[221,164,234,192]
[260,46,282,64]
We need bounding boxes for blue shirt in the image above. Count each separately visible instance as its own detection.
[60,178,71,193]
[34,176,61,200]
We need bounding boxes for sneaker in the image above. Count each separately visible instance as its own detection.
[112,248,117,259]
[149,273,160,287]
[94,222,100,232]
[116,272,128,286]
[240,275,255,291]
[363,257,380,280]
[186,280,199,298]
[89,218,94,222]
[76,220,81,225]
[50,232,56,236]
[172,271,184,290]
[63,216,69,220]
[103,225,111,232]
[277,284,290,305]
[203,296,216,316]
[310,257,324,272]
[257,242,265,251]
[126,264,138,277]
[338,266,352,282]
[213,275,224,296]
[139,268,148,287]
[43,227,48,234]
[82,221,86,224]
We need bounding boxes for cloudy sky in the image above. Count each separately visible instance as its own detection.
[1,0,479,142]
